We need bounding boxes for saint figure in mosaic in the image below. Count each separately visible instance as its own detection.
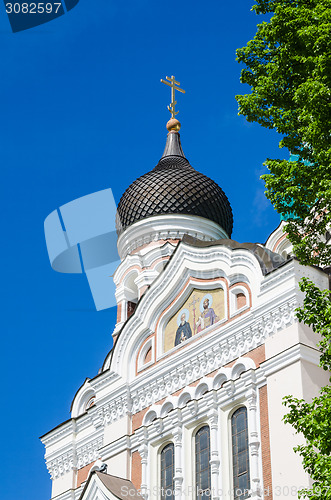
[175,312,192,346]
[196,298,218,332]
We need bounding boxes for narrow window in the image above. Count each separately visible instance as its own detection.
[160,443,174,500]
[144,346,152,365]
[236,292,246,310]
[195,425,211,499]
[232,407,250,499]
[127,300,137,319]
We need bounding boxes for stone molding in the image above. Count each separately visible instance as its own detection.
[261,343,321,378]
[47,449,75,480]
[130,366,265,500]
[108,243,296,376]
[128,298,296,415]
[46,332,319,484]
[45,433,104,480]
[43,293,297,480]
[117,214,228,259]
[114,241,176,287]
[76,436,103,469]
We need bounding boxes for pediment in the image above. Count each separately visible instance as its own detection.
[105,238,269,379]
[79,472,142,500]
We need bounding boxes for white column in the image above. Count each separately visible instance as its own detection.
[173,428,183,500]
[246,387,262,500]
[208,408,220,500]
[139,444,148,499]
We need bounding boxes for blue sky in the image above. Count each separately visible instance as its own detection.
[0,1,284,499]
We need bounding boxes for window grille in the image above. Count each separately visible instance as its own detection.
[160,443,174,500]
[232,407,250,499]
[195,425,211,499]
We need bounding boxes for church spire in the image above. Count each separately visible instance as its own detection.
[160,74,186,159]
[160,74,186,119]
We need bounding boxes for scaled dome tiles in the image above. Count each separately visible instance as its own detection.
[116,155,234,237]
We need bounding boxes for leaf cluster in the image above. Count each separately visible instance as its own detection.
[296,278,331,371]
[236,1,331,497]
[283,278,331,499]
[283,386,331,499]
[236,0,331,266]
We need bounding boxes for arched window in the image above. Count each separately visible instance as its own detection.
[195,426,211,499]
[232,407,250,499]
[160,443,174,500]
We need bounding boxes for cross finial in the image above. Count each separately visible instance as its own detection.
[161,75,186,118]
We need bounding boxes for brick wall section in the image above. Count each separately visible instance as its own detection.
[131,451,142,491]
[116,303,122,323]
[224,344,265,369]
[259,385,273,499]
[236,292,246,309]
[132,345,265,432]
[77,461,95,488]
[245,344,265,368]
[132,408,149,433]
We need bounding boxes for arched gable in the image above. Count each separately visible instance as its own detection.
[103,240,267,381]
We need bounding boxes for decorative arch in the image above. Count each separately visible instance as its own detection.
[160,401,174,418]
[137,336,155,373]
[178,391,193,408]
[195,381,210,399]
[229,283,251,317]
[213,370,229,390]
[231,357,256,380]
[71,380,96,418]
[123,270,139,304]
[157,277,228,356]
[143,409,158,426]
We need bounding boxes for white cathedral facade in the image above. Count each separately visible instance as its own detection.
[41,114,329,500]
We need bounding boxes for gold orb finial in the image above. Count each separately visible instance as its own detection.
[167,118,181,132]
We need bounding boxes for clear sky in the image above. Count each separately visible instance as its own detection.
[0,1,284,499]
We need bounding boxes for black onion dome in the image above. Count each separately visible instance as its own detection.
[116,131,233,237]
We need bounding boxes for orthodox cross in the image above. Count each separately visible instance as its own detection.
[161,75,186,118]
[189,295,199,335]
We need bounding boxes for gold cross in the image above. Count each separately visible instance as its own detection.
[161,75,186,118]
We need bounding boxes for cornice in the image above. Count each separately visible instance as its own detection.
[261,343,321,378]
[45,430,104,479]
[46,447,75,480]
[41,420,76,447]
[100,435,131,460]
[128,297,296,415]
[117,214,228,259]
[90,370,120,391]
[264,221,287,251]
[88,294,297,433]
[76,435,104,469]
[130,366,266,450]
[114,241,176,285]
[260,259,296,293]
[51,488,82,500]
[48,276,297,459]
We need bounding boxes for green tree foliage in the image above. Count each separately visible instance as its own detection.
[236,0,331,267]
[236,1,331,498]
[283,279,331,500]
